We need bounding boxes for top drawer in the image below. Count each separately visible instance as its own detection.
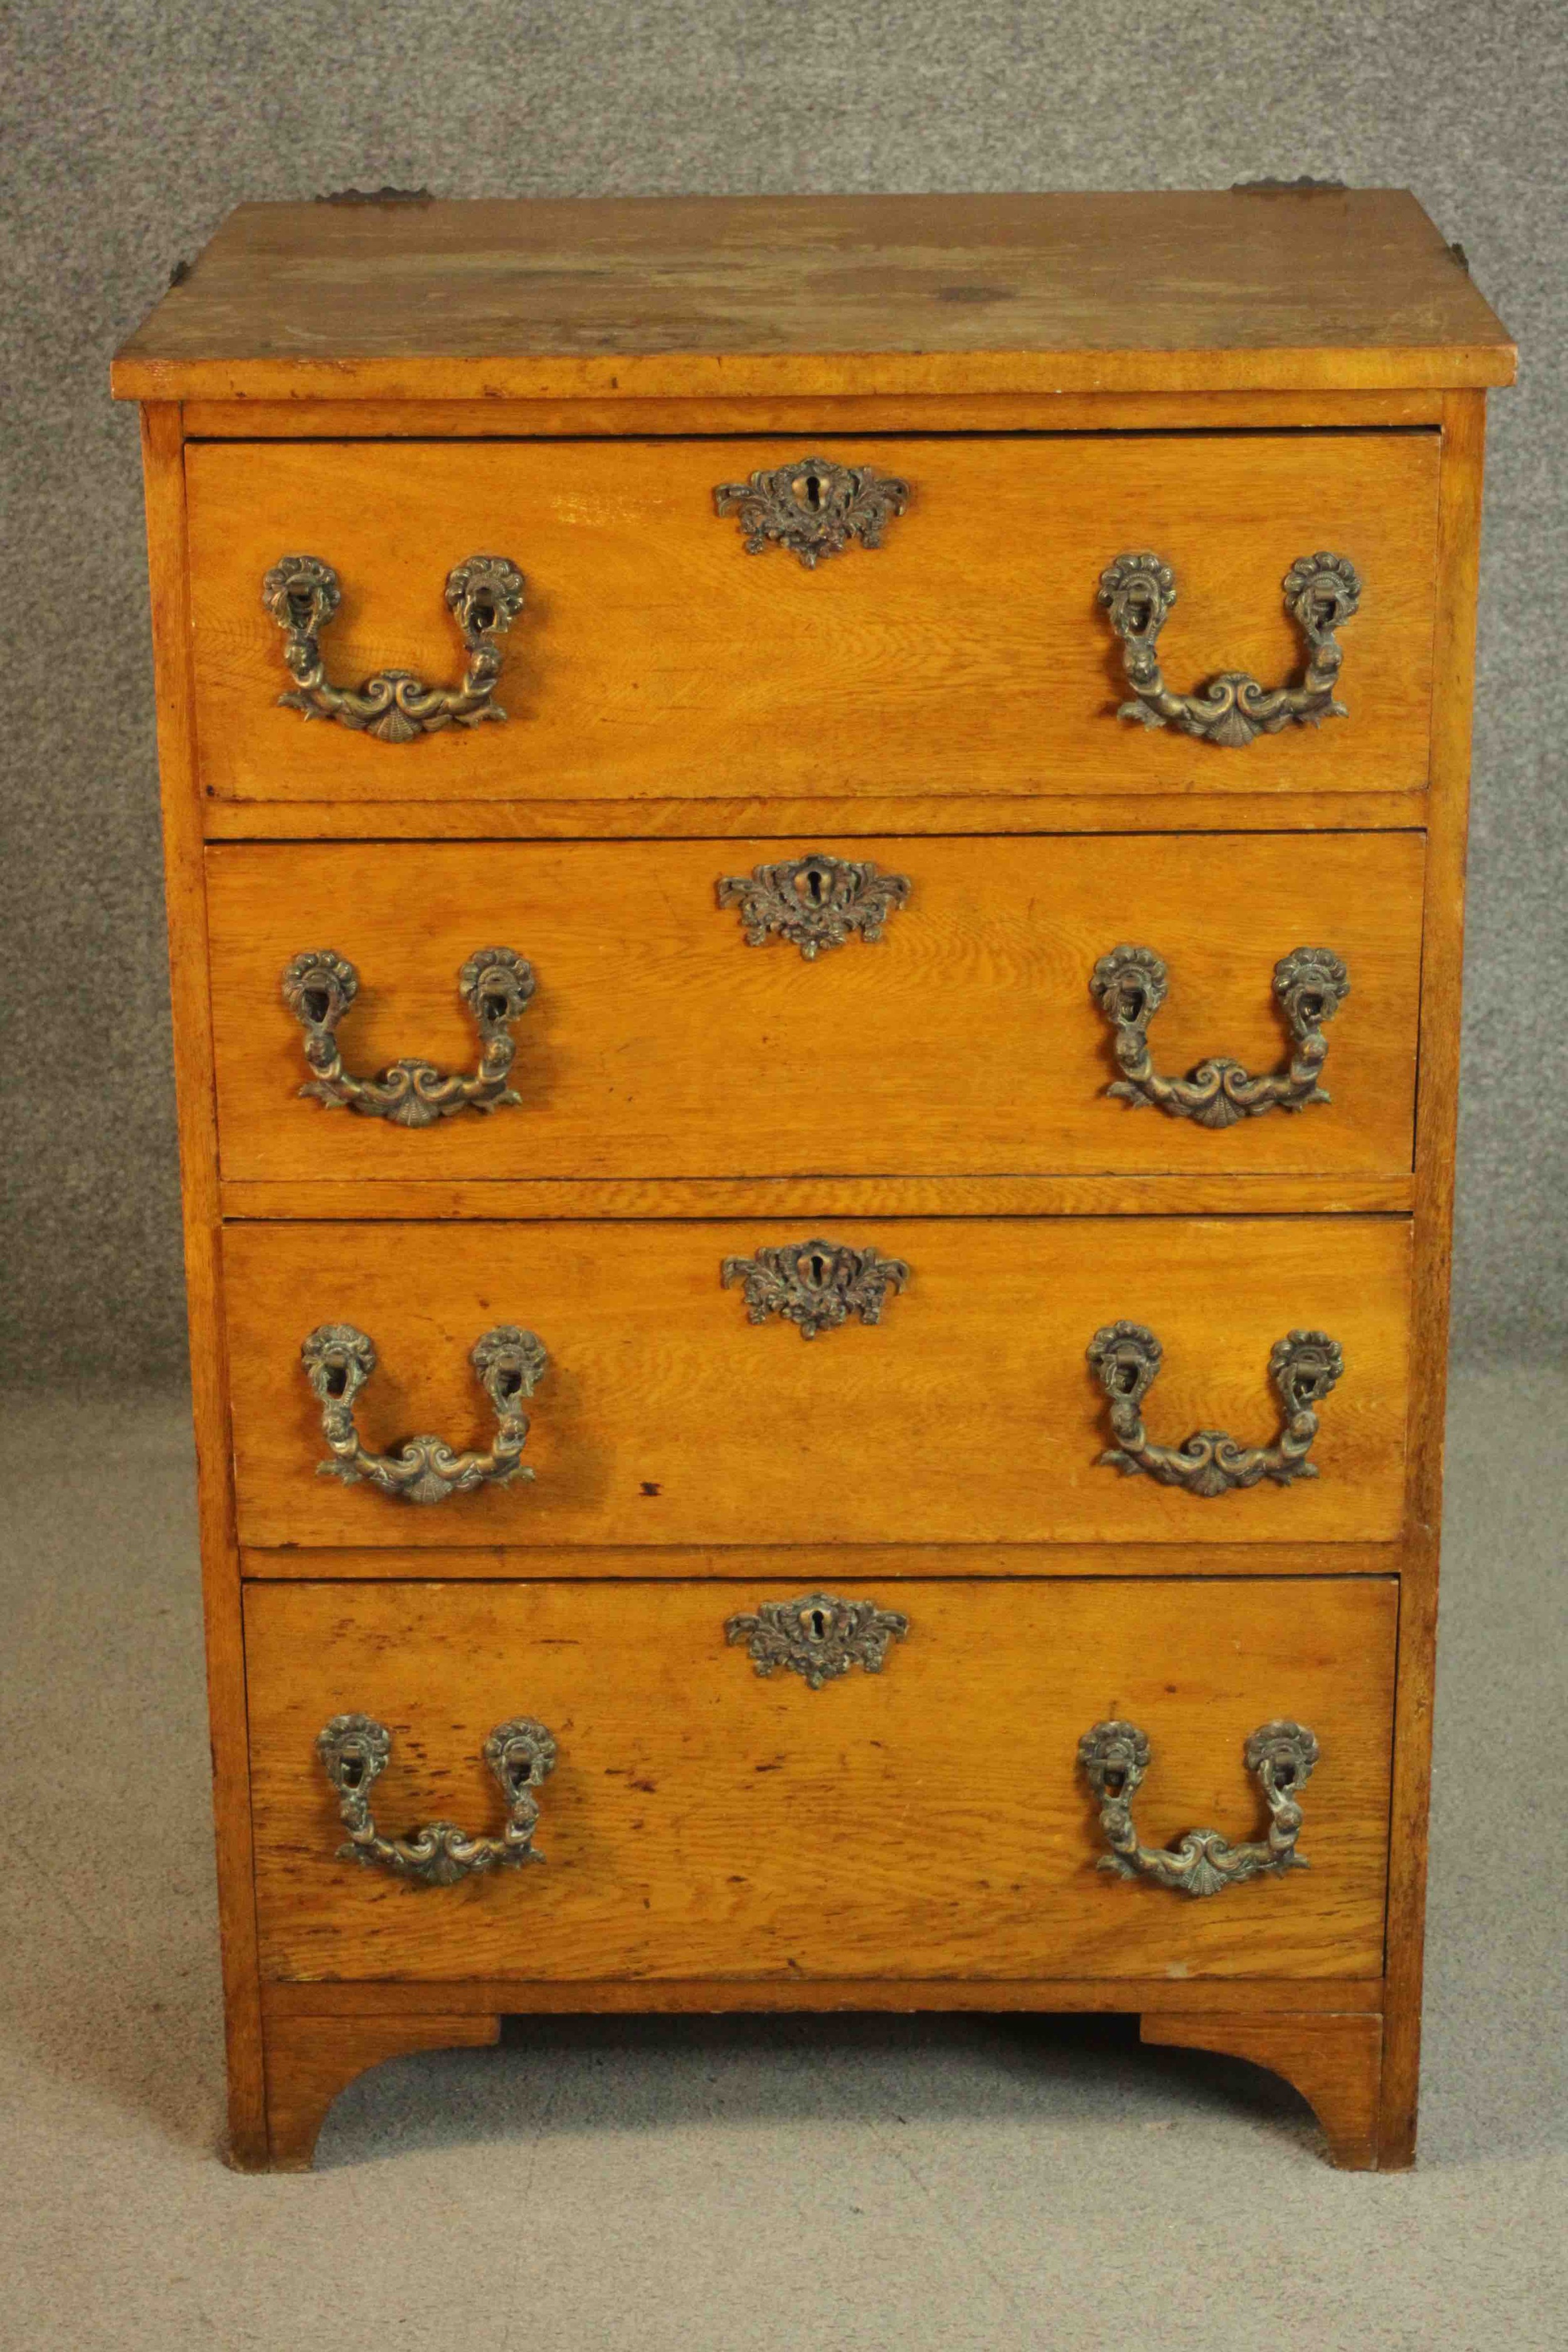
[186,433,1441,805]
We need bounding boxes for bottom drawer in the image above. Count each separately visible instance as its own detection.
[246,1576,1396,1984]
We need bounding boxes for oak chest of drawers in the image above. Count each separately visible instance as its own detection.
[113,189,1513,2170]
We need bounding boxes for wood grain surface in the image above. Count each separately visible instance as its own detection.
[207,832,1425,1184]
[1377,388,1491,2169]
[138,407,269,2166]
[245,1576,1397,1984]
[199,791,1433,840]
[111,191,1514,401]
[258,2012,499,2170]
[239,1540,1402,1584]
[263,1976,1384,2018]
[222,1216,1412,1549]
[219,1174,1417,1221]
[184,433,1441,802]
[180,389,1451,440]
[1141,2009,1384,2168]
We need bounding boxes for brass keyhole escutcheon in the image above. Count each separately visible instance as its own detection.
[718,853,912,959]
[721,1237,909,1338]
[726,1592,910,1687]
[712,457,909,565]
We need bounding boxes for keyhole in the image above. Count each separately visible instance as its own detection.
[795,470,825,512]
[804,1606,829,1641]
[807,1252,829,1286]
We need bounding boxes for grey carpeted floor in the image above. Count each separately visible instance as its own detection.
[1,1373,1563,2351]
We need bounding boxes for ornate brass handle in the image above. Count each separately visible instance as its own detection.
[722,1239,910,1338]
[713,456,909,566]
[282,947,534,1128]
[262,553,525,742]
[725,1591,910,1687]
[1078,1719,1319,1898]
[300,1323,548,1503]
[1098,551,1362,748]
[1087,1323,1343,1496]
[1091,945,1350,1126]
[717,852,912,958]
[316,1713,556,1885]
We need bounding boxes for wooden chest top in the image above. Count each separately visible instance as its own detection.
[111,189,1514,403]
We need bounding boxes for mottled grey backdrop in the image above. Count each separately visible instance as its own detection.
[4,2,1562,1383]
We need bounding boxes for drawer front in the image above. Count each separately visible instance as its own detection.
[209,832,1424,1184]
[187,433,1439,803]
[246,1574,1397,1983]
[224,1216,1411,1549]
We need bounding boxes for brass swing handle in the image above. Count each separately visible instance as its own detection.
[1078,1719,1319,1898]
[316,1712,556,1885]
[1087,1323,1343,1496]
[1098,551,1362,748]
[1091,945,1350,1126]
[262,553,524,742]
[282,948,534,1127]
[300,1323,548,1504]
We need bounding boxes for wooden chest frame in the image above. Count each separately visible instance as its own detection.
[117,191,1512,2170]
